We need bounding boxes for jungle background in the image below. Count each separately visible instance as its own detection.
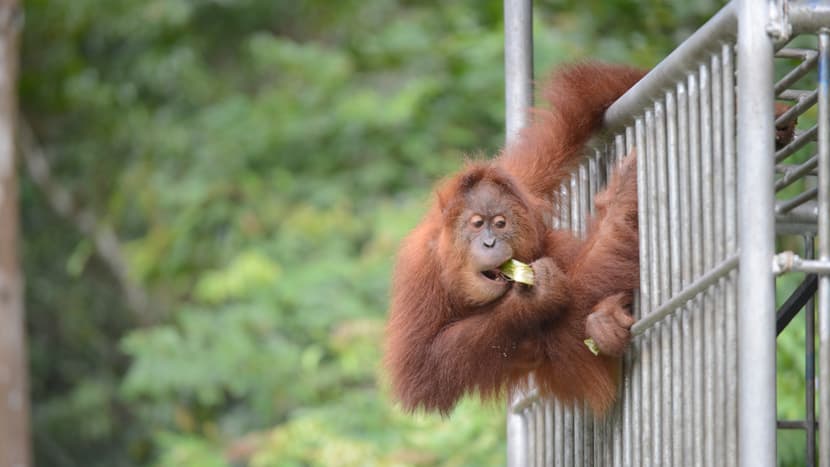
[17,0,810,465]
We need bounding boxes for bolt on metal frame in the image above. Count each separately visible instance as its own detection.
[504,1,830,465]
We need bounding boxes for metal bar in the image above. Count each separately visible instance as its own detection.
[564,405,574,466]
[773,252,830,275]
[777,420,818,430]
[503,0,532,142]
[625,124,637,467]
[776,187,818,214]
[535,402,544,467]
[645,109,659,466]
[604,3,737,129]
[805,235,817,467]
[527,408,536,467]
[667,88,682,467]
[632,255,740,335]
[789,1,830,36]
[555,399,564,466]
[736,0,778,464]
[817,29,830,467]
[775,154,818,191]
[700,61,717,467]
[775,274,818,335]
[504,1,532,465]
[775,48,819,94]
[722,41,738,466]
[635,117,647,467]
[711,51,727,466]
[776,125,818,163]
[688,68,705,467]
[776,201,819,225]
[776,89,817,129]
[544,400,554,466]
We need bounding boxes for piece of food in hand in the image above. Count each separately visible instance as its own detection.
[499,259,535,286]
[584,338,600,356]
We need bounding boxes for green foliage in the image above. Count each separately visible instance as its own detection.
[17,0,762,466]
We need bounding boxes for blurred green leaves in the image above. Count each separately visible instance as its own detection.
[19,0,729,465]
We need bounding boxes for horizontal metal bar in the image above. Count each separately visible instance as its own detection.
[776,89,818,128]
[777,48,819,60]
[777,222,818,235]
[778,89,818,101]
[775,164,816,176]
[632,254,740,336]
[604,3,736,130]
[775,154,818,191]
[775,49,819,94]
[776,187,819,214]
[777,420,818,430]
[776,201,819,224]
[773,251,830,275]
[776,126,818,162]
[789,1,830,35]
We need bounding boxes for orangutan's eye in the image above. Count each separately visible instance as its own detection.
[493,215,507,229]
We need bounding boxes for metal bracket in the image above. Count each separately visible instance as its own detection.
[767,0,793,42]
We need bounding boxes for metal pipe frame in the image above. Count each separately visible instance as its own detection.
[736,0,777,465]
[817,28,830,467]
[504,1,533,465]
[503,1,830,465]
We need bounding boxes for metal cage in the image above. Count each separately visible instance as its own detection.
[504,1,830,466]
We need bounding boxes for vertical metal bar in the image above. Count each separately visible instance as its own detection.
[571,174,580,235]
[503,0,533,142]
[805,234,816,467]
[634,117,647,467]
[711,51,727,467]
[592,399,601,465]
[613,130,626,467]
[667,88,682,467]
[535,403,544,466]
[676,78,696,466]
[579,163,590,235]
[575,162,588,466]
[527,408,536,467]
[564,406,574,466]
[634,118,653,465]
[504,2,532,465]
[560,185,571,230]
[700,61,716,467]
[817,28,830,467]
[645,107,660,467]
[656,98,675,467]
[689,70,705,467]
[583,404,593,467]
[722,41,739,466]
[736,0,777,464]
[544,401,554,466]
[555,399,564,466]
[574,406,584,467]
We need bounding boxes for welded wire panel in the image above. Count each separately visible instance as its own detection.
[507,4,830,466]
[508,43,740,466]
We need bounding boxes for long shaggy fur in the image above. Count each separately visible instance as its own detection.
[385,61,645,415]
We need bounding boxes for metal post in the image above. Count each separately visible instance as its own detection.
[504,1,532,466]
[805,234,816,467]
[736,0,777,465]
[817,28,830,467]
[504,0,533,142]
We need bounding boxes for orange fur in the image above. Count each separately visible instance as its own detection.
[385,62,645,415]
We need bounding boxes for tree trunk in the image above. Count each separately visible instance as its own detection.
[0,0,29,465]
